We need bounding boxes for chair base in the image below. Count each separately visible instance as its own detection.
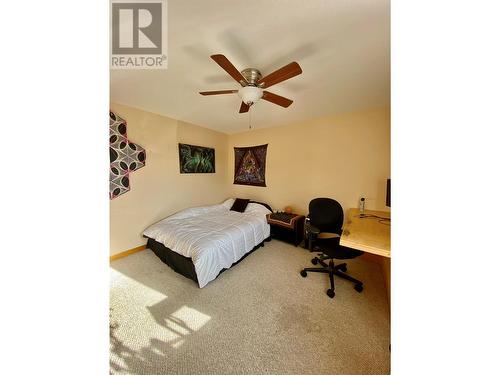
[300,258,363,298]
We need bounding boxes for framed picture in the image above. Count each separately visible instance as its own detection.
[178,143,215,173]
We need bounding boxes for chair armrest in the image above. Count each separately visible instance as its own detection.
[305,223,320,234]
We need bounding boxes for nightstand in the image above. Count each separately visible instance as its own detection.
[266,212,305,246]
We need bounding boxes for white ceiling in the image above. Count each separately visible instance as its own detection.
[110,0,390,134]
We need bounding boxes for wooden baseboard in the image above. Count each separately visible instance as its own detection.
[110,244,147,262]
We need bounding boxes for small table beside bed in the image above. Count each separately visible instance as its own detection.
[266,212,305,246]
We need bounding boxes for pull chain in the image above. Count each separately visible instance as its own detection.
[248,104,252,130]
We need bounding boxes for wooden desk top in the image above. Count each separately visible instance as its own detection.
[340,208,391,258]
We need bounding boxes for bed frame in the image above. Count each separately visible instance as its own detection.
[144,200,273,285]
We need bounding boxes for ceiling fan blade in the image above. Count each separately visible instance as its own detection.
[239,101,250,113]
[211,54,247,86]
[262,91,293,108]
[199,90,238,96]
[257,62,302,88]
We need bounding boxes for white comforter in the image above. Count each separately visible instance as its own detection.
[143,199,271,288]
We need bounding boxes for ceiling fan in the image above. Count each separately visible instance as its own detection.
[199,54,303,113]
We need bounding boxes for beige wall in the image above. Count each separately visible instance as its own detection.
[109,102,229,255]
[109,105,390,255]
[226,106,391,299]
[227,107,390,215]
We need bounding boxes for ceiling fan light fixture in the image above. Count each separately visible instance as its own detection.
[200,54,302,114]
[238,86,263,105]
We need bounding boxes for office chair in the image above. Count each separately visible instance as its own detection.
[300,198,364,299]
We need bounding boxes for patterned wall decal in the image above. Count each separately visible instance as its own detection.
[233,144,268,187]
[109,111,146,199]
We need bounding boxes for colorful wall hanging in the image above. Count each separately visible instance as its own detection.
[178,143,215,173]
[109,111,146,199]
[233,144,268,187]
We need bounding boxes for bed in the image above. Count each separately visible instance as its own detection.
[142,199,272,288]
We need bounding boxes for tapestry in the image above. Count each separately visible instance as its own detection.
[233,144,268,187]
[179,143,215,173]
[109,111,146,199]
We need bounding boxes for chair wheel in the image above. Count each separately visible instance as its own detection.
[300,270,307,277]
[338,264,347,272]
[354,284,363,293]
[311,258,318,265]
[326,289,335,298]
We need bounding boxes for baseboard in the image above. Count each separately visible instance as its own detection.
[110,244,147,262]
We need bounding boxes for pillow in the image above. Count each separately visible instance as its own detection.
[245,202,272,215]
[248,201,273,212]
[230,198,250,213]
[222,198,235,209]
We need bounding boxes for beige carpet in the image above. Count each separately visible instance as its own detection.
[110,240,390,375]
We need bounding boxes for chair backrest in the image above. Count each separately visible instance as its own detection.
[308,198,344,234]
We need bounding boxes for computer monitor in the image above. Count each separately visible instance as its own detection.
[386,179,391,207]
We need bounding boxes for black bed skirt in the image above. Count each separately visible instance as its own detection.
[145,236,271,286]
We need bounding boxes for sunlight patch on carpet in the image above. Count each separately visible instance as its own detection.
[172,305,211,331]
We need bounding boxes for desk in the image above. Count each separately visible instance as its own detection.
[340,208,391,257]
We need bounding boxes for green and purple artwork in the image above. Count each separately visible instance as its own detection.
[179,143,215,173]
